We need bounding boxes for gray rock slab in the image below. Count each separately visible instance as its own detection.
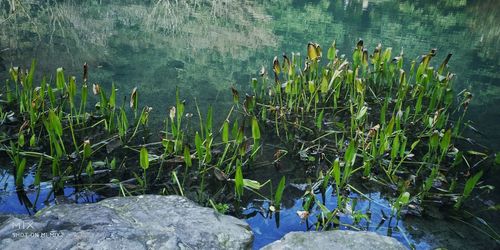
[261,230,407,250]
[0,195,253,250]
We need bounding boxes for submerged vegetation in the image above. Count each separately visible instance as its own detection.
[1,40,499,245]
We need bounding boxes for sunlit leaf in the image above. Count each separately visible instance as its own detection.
[235,160,243,198]
[140,147,149,170]
[251,117,260,141]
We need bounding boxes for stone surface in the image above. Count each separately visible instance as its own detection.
[0,195,253,250]
[261,230,407,250]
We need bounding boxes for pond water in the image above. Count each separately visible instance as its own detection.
[1,0,499,249]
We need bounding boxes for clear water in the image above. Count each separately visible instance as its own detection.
[1,0,499,249]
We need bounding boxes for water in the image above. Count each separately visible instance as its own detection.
[1,0,499,249]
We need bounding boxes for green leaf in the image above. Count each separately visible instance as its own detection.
[332,158,340,186]
[18,133,25,147]
[344,141,356,167]
[463,170,483,199]
[356,106,368,121]
[399,192,410,205]
[56,67,65,90]
[320,76,328,93]
[430,131,439,149]
[251,117,261,141]
[183,145,192,167]
[495,153,500,165]
[274,176,286,208]
[243,179,263,190]
[316,110,324,130]
[49,110,63,137]
[27,60,36,88]
[308,81,315,94]
[140,147,149,170]
[222,120,229,143]
[83,140,92,159]
[29,134,36,147]
[110,158,117,170]
[391,134,400,160]
[235,161,244,198]
[86,161,94,177]
[109,83,116,109]
[195,132,203,160]
[327,41,336,60]
[15,158,27,187]
[440,129,452,154]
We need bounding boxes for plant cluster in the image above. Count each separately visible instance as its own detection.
[0,61,282,213]
[0,40,498,242]
[245,40,498,235]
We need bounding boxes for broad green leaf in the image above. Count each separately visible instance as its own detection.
[430,131,439,149]
[243,179,262,190]
[56,67,65,90]
[15,158,27,187]
[316,110,324,130]
[463,170,483,199]
[251,117,260,141]
[18,133,25,147]
[344,141,357,167]
[29,134,36,147]
[391,134,400,159]
[308,81,315,94]
[183,145,192,167]
[440,129,452,154]
[320,76,328,93]
[83,140,92,159]
[235,161,244,198]
[86,161,94,177]
[140,147,149,170]
[327,41,336,60]
[49,110,62,137]
[109,83,116,109]
[356,106,368,121]
[274,176,286,208]
[27,60,36,88]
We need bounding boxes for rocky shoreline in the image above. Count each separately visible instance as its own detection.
[0,195,406,249]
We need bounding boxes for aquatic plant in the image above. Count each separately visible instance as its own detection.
[245,40,497,234]
[0,62,275,212]
[0,39,497,244]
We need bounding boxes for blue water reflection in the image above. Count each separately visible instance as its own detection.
[245,186,431,249]
[0,169,100,215]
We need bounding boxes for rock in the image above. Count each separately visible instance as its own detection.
[0,195,253,250]
[261,230,407,250]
